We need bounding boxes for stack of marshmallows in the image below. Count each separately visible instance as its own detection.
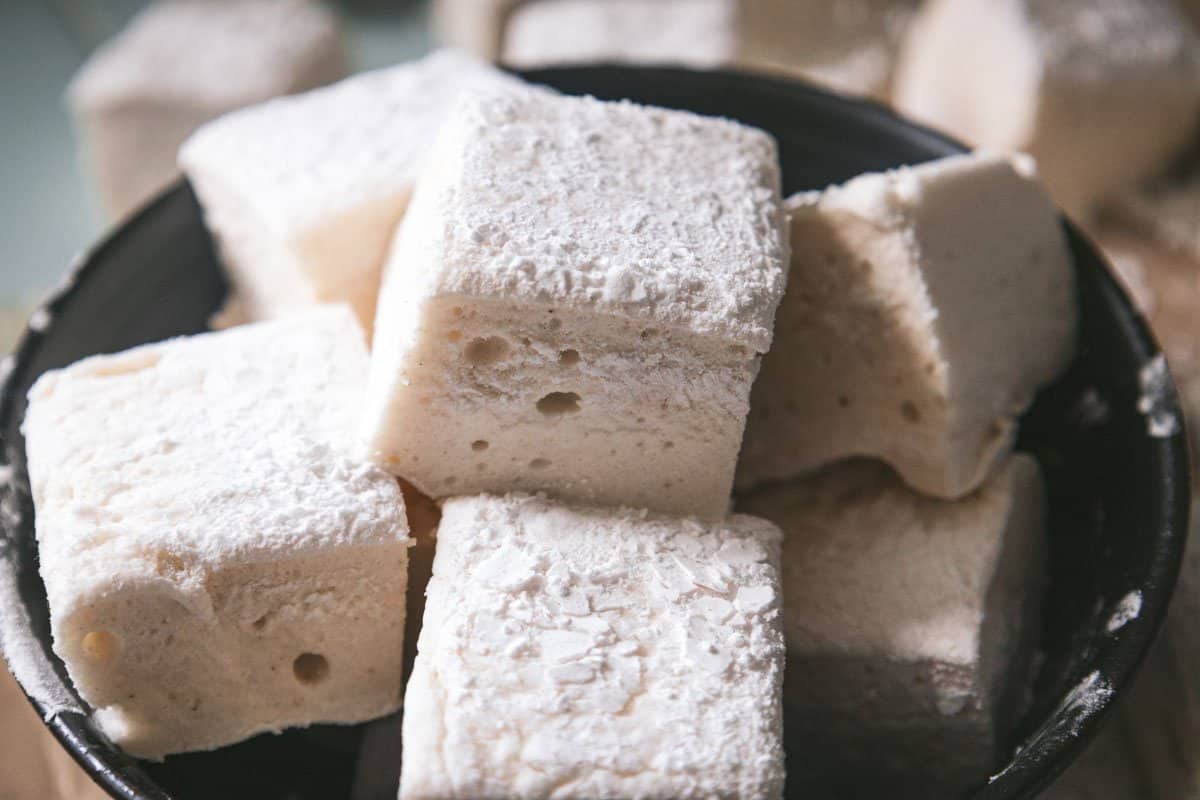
[22,49,1077,799]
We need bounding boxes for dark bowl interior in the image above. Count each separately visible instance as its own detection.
[0,66,1189,800]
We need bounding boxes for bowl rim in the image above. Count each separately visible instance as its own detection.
[0,63,1190,800]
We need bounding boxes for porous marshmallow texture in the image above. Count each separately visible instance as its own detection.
[741,454,1046,798]
[363,85,788,518]
[400,493,785,800]
[893,0,1200,218]
[179,50,524,331]
[22,306,411,759]
[738,152,1075,499]
[67,0,346,221]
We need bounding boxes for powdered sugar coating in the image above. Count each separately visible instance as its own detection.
[22,306,411,757]
[24,306,407,596]
[181,50,521,234]
[743,455,1044,668]
[180,50,524,327]
[504,0,737,69]
[1025,0,1200,79]
[400,493,785,799]
[68,0,345,110]
[739,153,1075,499]
[390,85,788,351]
[894,0,1200,216]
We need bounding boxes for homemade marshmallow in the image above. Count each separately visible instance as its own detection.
[500,0,917,99]
[503,0,737,70]
[68,0,346,221]
[362,86,788,518]
[738,153,1076,499]
[741,455,1046,798]
[893,0,1200,217]
[179,50,523,330]
[22,306,411,759]
[400,493,786,800]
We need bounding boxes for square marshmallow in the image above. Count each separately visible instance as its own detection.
[362,86,788,518]
[22,306,410,759]
[503,0,738,70]
[400,493,786,800]
[452,0,916,100]
[738,153,1076,499]
[893,0,1200,217]
[179,50,523,331]
[68,0,346,221]
[740,454,1046,798]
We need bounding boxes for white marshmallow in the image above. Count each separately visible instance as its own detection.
[740,454,1046,798]
[738,153,1076,499]
[503,0,738,71]
[68,0,346,221]
[363,86,788,518]
[22,306,410,759]
[498,0,917,100]
[893,0,1200,218]
[179,50,524,331]
[400,493,785,800]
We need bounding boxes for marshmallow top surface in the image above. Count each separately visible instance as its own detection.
[68,0,343,109]
[1022,0,1200,79]
[23,306,408,584]
[403,492,785,799]
[504,0,738,68]
[741,455,1043,666]
[179,50,522,231]
[391,85,789,351]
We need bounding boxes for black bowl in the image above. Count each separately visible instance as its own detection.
[0,66,1189,800]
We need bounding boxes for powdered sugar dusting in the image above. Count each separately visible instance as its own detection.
[989,670,1113,784]
[401,493,786,799]
[26,309,51,334]
[1106,591,1142,633]
[1138,354,1181,437]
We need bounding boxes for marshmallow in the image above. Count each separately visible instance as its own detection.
[740,454,1046,798]
[499,0,917,100]
[399,493,785,800]
[362,86,788,518]
[434,0,525,60]
[179,50,524,331]
[893,0,1200,217]
[738,153,1076,499]
[68,0,346,221]
[503,0,738,71]
[22,306,410,758]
